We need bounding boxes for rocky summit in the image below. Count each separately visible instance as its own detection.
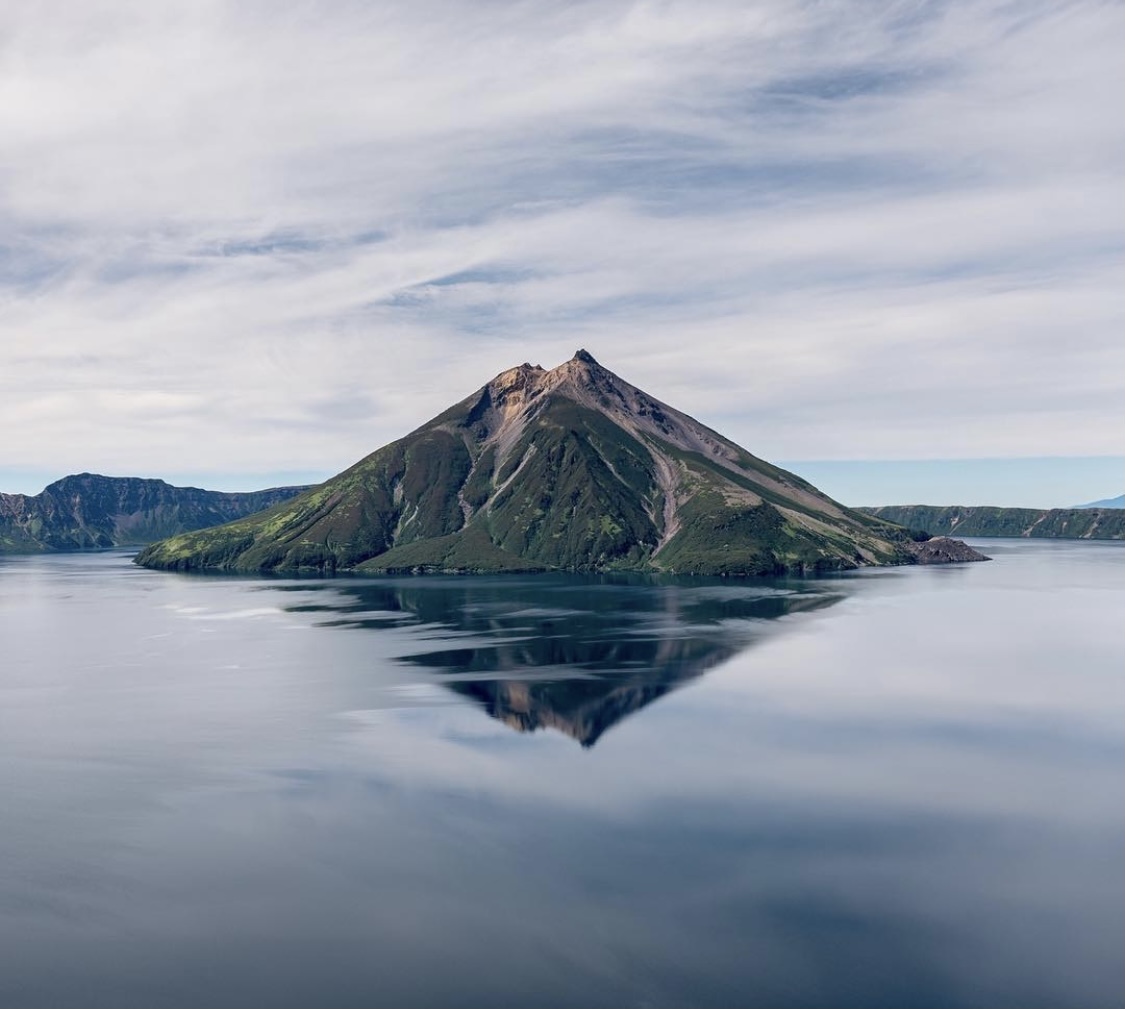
[136,351,986,575]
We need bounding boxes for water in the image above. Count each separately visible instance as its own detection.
[0,540,1122,1008]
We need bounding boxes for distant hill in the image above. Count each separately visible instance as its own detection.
[1074,494,1124,509]
[137,351,984,576]
[0,474,310,553]
[861,504,1124,540]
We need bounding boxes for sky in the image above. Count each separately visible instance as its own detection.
[1,0,1122,506]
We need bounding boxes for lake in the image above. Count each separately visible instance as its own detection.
[0,540,1122,1008]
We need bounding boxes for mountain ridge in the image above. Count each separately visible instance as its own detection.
[861,504,1124,540]
[1074,494,1124,510]
[137,351,985,575]
[0,473,310,553]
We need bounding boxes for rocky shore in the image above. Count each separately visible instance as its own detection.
[908,537,990,564]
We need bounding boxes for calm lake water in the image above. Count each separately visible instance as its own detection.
[1,540,1122,1008]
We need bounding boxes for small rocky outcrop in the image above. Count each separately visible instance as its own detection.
[907,536,990,564]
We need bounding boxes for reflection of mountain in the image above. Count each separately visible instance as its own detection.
[286,575,844,746]
[438,635,742,747]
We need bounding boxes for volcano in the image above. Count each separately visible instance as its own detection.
[136,351,976,574]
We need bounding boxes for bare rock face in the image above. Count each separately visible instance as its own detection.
[907,536,990,564]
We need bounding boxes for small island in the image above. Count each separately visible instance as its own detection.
[136,352,986,576]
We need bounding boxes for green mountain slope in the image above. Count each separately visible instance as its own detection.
[136,351,978,575]
[861,504,1125,540]
[0,474,308,553]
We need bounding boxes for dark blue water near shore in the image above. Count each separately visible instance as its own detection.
[1,540,1122,1007]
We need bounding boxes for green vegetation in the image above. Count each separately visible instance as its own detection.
[462,446,496,510]
[486,400,659,570]
[359,525,543,574]
[657,495,861,575]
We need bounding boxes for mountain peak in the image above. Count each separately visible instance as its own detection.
[487,350,613,410]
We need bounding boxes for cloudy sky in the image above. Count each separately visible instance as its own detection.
[2,0,1122,505]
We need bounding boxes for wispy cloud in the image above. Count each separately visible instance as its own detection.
[1,0,1121,483]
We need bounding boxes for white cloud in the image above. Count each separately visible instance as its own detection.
[1,0,1121,483]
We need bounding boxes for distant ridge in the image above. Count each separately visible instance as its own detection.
[1074,494,1124,509]
[137,351,985,575]
[861,504,1124,540]
[0,474,310,553]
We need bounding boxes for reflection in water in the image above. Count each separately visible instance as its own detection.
[281,576,843,746]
